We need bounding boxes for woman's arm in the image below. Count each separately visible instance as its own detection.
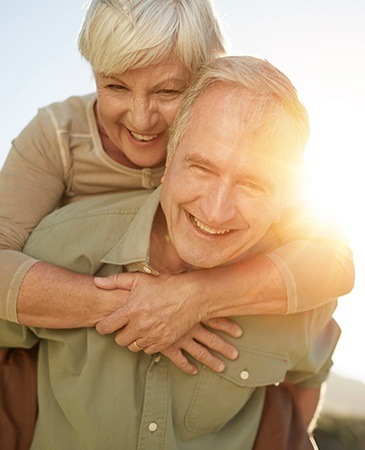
[95,211,354,353]
[16,261,243,374]
[0,110,66,322]
[16,262,130,328]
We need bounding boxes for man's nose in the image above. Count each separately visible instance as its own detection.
[200,183,236,225]
[128,95,157,131]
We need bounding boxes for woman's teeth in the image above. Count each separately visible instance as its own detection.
[193,217,231,235]
[130,131,158,142]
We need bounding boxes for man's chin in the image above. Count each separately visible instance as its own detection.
[179,253,225,270]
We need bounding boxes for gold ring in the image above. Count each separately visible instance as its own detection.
[133,340,144,351]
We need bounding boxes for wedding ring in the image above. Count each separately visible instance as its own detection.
[132,340,144,351]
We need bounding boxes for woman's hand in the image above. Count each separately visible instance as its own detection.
[95,271,209,352]
[128,318,242,375]
[94,272,242,374]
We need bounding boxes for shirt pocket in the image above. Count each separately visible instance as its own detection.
[184,347,289,434]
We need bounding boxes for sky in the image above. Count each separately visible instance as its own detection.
[1,1,365,386]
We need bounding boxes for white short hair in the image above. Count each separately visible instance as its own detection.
[168,56,310,173]
[78,0,226,75]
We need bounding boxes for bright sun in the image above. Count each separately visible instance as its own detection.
[302,102,365,382]
[302,102,362,235]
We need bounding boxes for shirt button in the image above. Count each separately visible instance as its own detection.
[148,422,158,432]
[240,370,249,380]
[143,266,152,274]
[154,355,162,363]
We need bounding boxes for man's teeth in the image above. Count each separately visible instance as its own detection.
[193,217,231,235]
[130,131,158,142]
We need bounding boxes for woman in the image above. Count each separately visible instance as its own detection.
[0,0,353,351]
[0,1,354,448]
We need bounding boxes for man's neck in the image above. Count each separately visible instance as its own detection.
[149,206,191,275]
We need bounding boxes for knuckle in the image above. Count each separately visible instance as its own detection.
[143,347,155,355]
[203,318,217,328]
[164,350,187,368]
[195,346,210,361]
[95,323,105,334]
[114,334,127,347]
[207,333,220,348]
[174,356,188,368]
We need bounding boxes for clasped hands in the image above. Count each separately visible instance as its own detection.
[94,272,242,375]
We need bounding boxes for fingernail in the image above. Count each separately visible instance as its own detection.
[217,363,225,372]
[94,277,106,284]
[231,349,239,360]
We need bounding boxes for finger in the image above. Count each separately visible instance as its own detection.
[96,310,129,335]
[112,321,178,354]
[114,327,152,349]
[194,326,239,361]
[203,317,242,338]
[181,340,226,373]
[162,348,199,375]
[94,272,136,290]
[127,340,144,353]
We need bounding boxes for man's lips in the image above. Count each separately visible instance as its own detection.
[192,214,232,235]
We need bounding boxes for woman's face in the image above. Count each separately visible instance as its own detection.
[94,55,191,169]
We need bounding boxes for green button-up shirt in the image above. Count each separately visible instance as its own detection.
[0,187,340,450]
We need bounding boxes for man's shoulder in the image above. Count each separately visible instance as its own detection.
[23,189,157,272]
[38,189,155,229]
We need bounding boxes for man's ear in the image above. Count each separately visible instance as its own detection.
[274,211,283,223]
[161,155,171,183]
[274,197,287,223]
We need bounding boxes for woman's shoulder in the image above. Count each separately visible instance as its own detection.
[38,93,97,135]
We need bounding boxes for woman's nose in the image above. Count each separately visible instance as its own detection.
[128,95,157,131]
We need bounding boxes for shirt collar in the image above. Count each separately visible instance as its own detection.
[100,186,161,275]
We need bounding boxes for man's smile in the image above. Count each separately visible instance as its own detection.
[192,214,232,235]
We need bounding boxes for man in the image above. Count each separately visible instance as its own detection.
[0,56,339,449]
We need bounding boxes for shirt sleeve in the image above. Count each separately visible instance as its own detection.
[0,319,39,349]
[285,310,341,388]
[268,199,354,314]
[0,109,66,322]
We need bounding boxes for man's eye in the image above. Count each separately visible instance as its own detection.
[241,182,265,195]
[191,165,210,176]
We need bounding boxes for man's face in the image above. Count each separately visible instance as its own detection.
[160,85,287,269]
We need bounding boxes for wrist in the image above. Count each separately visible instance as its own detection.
[175,271,211,322]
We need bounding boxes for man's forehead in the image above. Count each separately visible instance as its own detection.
[193,83,250,112]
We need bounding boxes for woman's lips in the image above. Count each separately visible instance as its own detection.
[129,130,159,142]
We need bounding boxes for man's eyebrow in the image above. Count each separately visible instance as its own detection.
[184,154,214,166]
[185,153,275,189]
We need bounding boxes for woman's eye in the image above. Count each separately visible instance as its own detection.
[157,89,183,97]
[108,84,128,92]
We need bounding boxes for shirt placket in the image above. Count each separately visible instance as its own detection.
[136,354,169,450]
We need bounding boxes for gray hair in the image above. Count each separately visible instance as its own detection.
[168,56,310,174]
[78,0,226,75]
